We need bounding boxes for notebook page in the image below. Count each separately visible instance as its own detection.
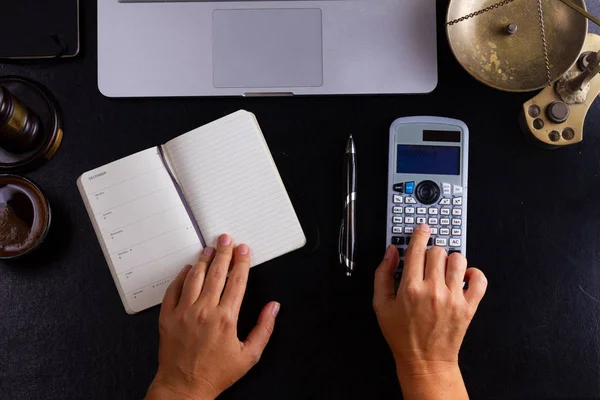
[165,110,306,266]
[77,147,202,314]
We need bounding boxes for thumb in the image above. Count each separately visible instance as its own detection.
[243,301,280,364]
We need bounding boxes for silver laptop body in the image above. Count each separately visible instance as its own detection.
[98,0,438,97]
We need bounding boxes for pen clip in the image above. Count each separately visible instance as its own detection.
[338,218,345,265]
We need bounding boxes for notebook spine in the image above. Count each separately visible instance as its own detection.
[157,145,207,248]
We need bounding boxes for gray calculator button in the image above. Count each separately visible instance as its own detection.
[449,238,461,247]
[453,185,463,195]
[405,226,414,234]
[416,217,426,224]
[452,218,462,226]
[440,228,450,235]
[405,207,415,214]
[452,209,462,216]
[452,228,462,236]
[452,197,462,205]
[440,218,450,225]
[442,183,451,195]
[393,207,403,214]
[435,238,447,246]
[405,197,417,204]
[417,207,426,214]
[393,226,403,234]
[440,208,450,215]
[430,227,438,235]
[393,216,403,224]
[405,216,415,224]
[428,217,438,225]
[428,208,438,215]
[393,195,403,204]
[439,198,451,205]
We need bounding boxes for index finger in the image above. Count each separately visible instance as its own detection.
[401,224,430,286]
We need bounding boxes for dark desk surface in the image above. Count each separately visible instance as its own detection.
[2,2,600,399]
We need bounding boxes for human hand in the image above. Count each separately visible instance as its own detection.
[146,234,280,400]
[373,224,487,399]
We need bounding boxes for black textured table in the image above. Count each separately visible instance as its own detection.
[2,2,600,399]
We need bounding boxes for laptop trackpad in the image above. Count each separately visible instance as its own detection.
[213,9,323,88]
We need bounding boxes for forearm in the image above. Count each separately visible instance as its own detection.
[396,361,468,400]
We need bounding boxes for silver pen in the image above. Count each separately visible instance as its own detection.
[338,135,357,276]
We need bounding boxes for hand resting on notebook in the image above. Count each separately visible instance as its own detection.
[145,234,280,400]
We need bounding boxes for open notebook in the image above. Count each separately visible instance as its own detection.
[78,111,306,314]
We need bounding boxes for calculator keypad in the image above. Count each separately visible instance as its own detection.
[389,181,465,280]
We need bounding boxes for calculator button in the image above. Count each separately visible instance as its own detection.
[427,238,433,246]
[449,250,461,255]
[417,207,427,214]
[440,218,450,225]
[452,209,462,216]
[428,217,438,225]
[405,207,415,214]
[393,195,403,204]
[397,248,405,257]
[393,207,403,214]
[405,181,415,194]
[405,226,414,234]
[394,271,402,281]
[439,198,451,205]
[405,237,410,245]
[435,238,447,246]
[452,228,462,236]
[393,226,403,234]
[416,217,426,224]
[392,237,405,245]
[393,183,404,192]
[440,228,450,235]
[453,185,463,195]
[393,216,403,224]
[442,183,451,195]
[452,197,462,205]
[452,218,462,226]
[430,228,438,235]
[404,216,415,224]
[440,208,450,215]
[405,197,417,204]
[449,238,462,247]
[428,208,438,215]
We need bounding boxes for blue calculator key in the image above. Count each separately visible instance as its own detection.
[405,181,415,194]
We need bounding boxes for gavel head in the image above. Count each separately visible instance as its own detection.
[0,85,42,153]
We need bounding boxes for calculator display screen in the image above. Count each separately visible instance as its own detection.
[396,145,460,175]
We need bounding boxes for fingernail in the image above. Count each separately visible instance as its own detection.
[183,265,192,273]
[384,245,395,260]
[202,247,214,256]
[417,223,430,232]
[238,244,249,255]
[271,302,281,317]
[219,234,232,246]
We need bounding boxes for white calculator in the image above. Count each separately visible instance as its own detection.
[386,117,469,280]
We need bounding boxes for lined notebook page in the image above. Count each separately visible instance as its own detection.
[78,148,202,314]
[165,110,306,266]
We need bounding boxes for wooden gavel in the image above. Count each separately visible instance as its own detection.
[0,85,42,153]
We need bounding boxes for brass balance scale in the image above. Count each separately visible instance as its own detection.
[446,0,600,147]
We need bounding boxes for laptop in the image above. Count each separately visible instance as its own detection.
[98,0,437,97]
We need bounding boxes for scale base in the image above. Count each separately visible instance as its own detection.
[522,33,600,148]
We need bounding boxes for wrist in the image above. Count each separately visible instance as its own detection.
[395,360,466,400]
[146,375,217,400]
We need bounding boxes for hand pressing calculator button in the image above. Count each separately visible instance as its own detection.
[385,117,469,282]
